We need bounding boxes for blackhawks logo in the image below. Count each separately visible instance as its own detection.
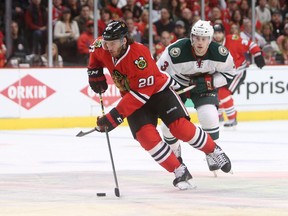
[134,57,147,70]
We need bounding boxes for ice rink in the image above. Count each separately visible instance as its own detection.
[0,120,288,216]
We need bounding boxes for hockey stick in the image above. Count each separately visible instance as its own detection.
[76,127,97,137]
[99,93,121,197]
[76,85,196,137]
[176,85,196,95]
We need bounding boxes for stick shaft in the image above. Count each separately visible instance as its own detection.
[176,85,196,95]
[99,93,120,197]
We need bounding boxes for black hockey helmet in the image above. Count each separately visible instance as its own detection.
[213,23,225,33]
[102,20,128,41]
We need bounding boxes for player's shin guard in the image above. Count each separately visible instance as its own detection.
[136,124,180,172]
[169,118,215,154]
[197,104,220,142]
[161,122,182,162]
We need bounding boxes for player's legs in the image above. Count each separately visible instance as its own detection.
[196,104,220,142]
[190,89,220,141]
[127,99,194,189]
[161,122,182,161]
[218,86,237,121]
[136,124,180,172]
[127,106,180,173]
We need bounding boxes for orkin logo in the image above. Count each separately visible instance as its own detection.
[81,73,121,107]
[0,74,56,110]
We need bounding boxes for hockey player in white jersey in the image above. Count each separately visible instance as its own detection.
[157,20,236,173]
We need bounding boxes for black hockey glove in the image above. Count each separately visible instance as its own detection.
[254,53,265,69]
[191,74,214,93]
[88,68,108,94]
[96,108,123,132]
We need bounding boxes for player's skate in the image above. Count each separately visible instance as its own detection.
[224,118,237,128]
[207,145,232,173]
[173,164,196,190]
[219,114,224,124]
[205,154,220,177]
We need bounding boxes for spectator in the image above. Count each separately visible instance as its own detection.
[227,0,239,18]
[122,7,134,20]
[77,20,95,65]
[41,43,63,67]
[53,0,65,26]
[271,10,285,39]
[106,0,123,20]
[240,18,267,48]
[277,23,288,50]
[54,7,80,65]
[230,23,240,34]
[209,7,224,25]
[279,36,288,64]
[172,20,187,40]
[268,0,281,14]
[12,0,29,33]
[154,31,172,61]
[152,0,162,23]
[74,4,93,34]
[154,8,175,36]
[239,0,250,18]
[284,11,288,25]
[256,0,272,24]
[262,44,279,65]
[98,8,112,36]
[24,0,47,54]
[229,9,244,32]
[179,8,193,35]
[9,21,30,66]
[0,31,6,67]
[167,0,182,21]
[64,0,81,19]
[121,0,143,22]
[135,9,158,42]
[261,22,281,53]
[125,17,142,43]
[247,7,263,33]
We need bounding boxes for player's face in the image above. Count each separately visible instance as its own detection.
[191,35,210,56]
[213,31,225,44]
[102,38,126,58]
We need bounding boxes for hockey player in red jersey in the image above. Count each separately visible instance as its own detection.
[213,23,265,127]
[87,20,232,190]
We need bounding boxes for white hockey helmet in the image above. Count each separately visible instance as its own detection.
[190,20,214,44]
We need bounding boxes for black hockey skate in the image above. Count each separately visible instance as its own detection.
[207,145,232,173]
[224,118,237,127]
[173,164,196,190]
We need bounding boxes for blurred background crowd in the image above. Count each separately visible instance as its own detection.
[0,0,287,67]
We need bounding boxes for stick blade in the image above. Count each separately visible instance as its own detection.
[114,188,120,197]
[76,131,85,137]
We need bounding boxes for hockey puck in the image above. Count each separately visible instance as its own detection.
[96,193,106,197]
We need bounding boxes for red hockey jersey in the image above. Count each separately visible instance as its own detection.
[224,34,261,69]
[87,38,173,118]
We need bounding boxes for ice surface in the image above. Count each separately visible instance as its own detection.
[0,121,288,216]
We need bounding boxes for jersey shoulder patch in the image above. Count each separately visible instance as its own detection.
[207,42,229,62]
[89,38,102,53]
[167,38,195,64]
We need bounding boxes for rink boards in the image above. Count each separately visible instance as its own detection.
[0,65,288,129]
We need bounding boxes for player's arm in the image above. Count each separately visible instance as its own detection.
[87,39,108,94]
[213,52,237,88]
[244,39,265,69]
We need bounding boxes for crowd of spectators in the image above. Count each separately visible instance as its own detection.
[0,0,288,67]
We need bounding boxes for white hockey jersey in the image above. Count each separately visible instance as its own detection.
[157,38,236,89]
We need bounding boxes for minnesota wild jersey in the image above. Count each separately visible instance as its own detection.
[156,38,236,88]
